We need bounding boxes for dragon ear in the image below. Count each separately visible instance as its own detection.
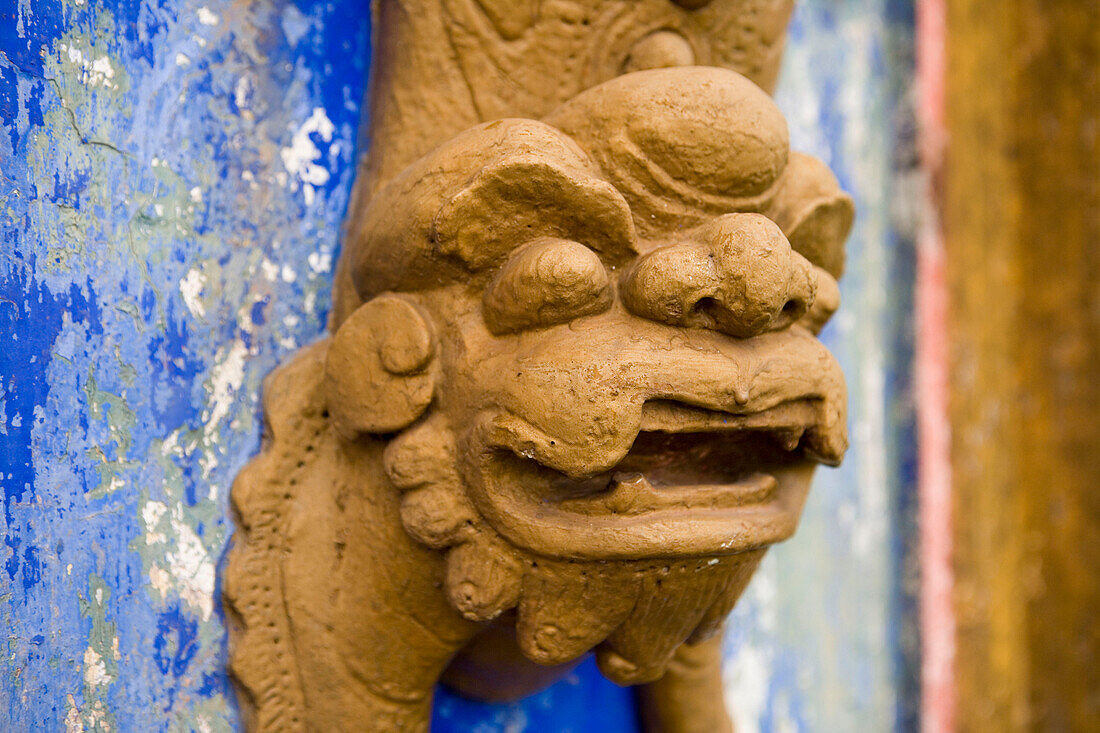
[324,294,436,438]
[433,152,638,272]
[767,152,855,279]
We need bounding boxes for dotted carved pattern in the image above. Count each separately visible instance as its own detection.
[224,343,331,733]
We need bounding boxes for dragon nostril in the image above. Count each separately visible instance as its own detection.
[692,297,718,315]
[782,299,802,315]
[690,297,723,326]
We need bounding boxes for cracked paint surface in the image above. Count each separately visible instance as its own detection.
[3,1,366,729]
[1,1,916,731]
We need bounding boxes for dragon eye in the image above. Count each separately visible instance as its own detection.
[482,238,612,334]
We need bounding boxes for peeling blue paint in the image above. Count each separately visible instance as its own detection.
[2,1,917,731]
[2,0,373,728]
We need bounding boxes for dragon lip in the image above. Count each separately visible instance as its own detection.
[468,398,840,560]
[558,471,779,516]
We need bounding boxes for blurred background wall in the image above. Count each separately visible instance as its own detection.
[923,2,1100,731]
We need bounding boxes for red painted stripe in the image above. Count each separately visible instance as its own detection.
[915,1,955,732]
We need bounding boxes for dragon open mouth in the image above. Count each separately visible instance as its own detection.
[470,398,842,560]
[546,399,822,515]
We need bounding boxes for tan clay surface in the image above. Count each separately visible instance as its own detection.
[225,3,853,732]
[332,0,799,327]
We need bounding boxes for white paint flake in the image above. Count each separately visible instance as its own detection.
[308,250,331,274]
[205,340,248,427]
[92,57,113,77]
[175,52,191,67]
[141,500,216,620]
[60,45,118,89]
[142,501,168,544]
[64,695,84,733]
[179,267,206,318]
[280,107,335,191]
[83,647,112,688]
[169,516,216,620]
[197,6,220,25]
[260,258,279,282]
[235,74,254,110]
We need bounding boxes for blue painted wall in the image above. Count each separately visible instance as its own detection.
[1,1,916,731]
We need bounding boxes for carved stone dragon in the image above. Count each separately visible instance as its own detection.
[225,2,853,731]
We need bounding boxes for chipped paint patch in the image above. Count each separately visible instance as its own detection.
[59,44,120,90]
[180,267,207,318]
[204,340,248,428]
[64,575,120,733]
[140,495,216,620]
[197,7,220,27]
[281,107,336,192]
